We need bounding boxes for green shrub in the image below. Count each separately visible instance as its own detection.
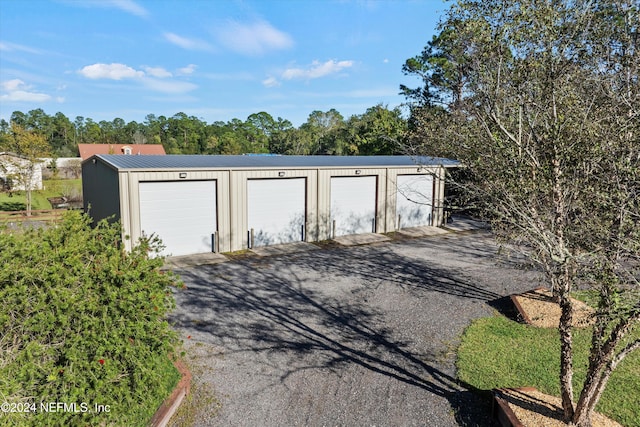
[0,211,181,426]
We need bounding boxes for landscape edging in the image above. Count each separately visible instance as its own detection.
[148,358,192,427]
[493,387,538,427]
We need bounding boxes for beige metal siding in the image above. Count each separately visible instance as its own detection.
[433,166,446,226]
[85,158,451,256]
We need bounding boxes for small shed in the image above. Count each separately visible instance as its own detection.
[82,155,458,256]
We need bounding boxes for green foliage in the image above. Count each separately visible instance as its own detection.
[1,107,409,157]
[0,211,181,426]
[457,316,640,426]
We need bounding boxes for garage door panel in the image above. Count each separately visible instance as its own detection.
[330,176,377,237]
[396,175,433,228]
[139,180,217,256]
[248,178,306,247]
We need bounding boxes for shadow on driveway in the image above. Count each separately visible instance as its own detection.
[170,232,540,426]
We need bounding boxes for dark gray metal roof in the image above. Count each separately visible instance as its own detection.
[87,154,459,170]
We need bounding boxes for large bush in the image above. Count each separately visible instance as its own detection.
[0,211,181,426]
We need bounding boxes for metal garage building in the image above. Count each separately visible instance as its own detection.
[82,155,458,256]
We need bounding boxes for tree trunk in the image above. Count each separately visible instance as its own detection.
[558,287,575,421]
[26,188,32,216]
[572,343,610,427]
[573,315,640,426]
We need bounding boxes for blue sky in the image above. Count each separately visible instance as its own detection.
[0,0,446,126]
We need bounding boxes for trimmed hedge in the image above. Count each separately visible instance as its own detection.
[0,211,181,426]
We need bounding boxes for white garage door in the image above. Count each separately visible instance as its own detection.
[396,174,433,228]
[330,176,377,237]
[139,180,217,257]
[247,178,306,247]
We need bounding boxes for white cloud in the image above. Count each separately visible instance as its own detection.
[262,76,280,88]
[143,79,197,94]
[0,79,52,102]
[215,20,293,55]
[282,60,354,80]
[1,90,51,102]
[63,0,148,17]
[143,66,172,78]
[107,0,148,17]
[77,62,197,94]
[2,79,25,91]
[0,41,42,54]
[176,64,197,75]
[79,63,145,80]
[164,32,213,51]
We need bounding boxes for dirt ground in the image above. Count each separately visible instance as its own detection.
[169,230,542,427]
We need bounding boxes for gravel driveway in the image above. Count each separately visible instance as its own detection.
[169,231,541,427]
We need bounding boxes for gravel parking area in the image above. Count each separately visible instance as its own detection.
[169,231,542,426]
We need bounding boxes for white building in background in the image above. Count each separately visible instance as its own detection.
[0,152,43,191]
[39,157,83,179]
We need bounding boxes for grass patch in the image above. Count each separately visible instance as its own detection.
[0,192,50,210]
[0,179,82,211]
[222,249,254,260]
[457,315,640,426]
[42,178,82,197]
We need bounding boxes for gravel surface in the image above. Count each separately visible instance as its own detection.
[169,231,542,427]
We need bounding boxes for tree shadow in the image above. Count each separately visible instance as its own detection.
[168,237,536,425]
[486,296,522,323]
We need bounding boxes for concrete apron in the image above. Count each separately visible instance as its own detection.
[394,225,450,238]
[164,222,483,268]
[163,252,228,269]
[332,232,392,246]
[250,241,320,257]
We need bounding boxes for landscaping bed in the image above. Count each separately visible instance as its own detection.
[457,313,640,426]
[494,387,623,427]
[511,288,594,328]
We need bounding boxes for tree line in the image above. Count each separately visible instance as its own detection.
[0,105,407,158]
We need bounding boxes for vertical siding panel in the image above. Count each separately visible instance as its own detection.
[387,169,398,231]
[118,172,132,251]
[317,169,331,240]
[306,170,318,242]
[376,169,387,233]
[82,161,121,227]
[217,171,230,252]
